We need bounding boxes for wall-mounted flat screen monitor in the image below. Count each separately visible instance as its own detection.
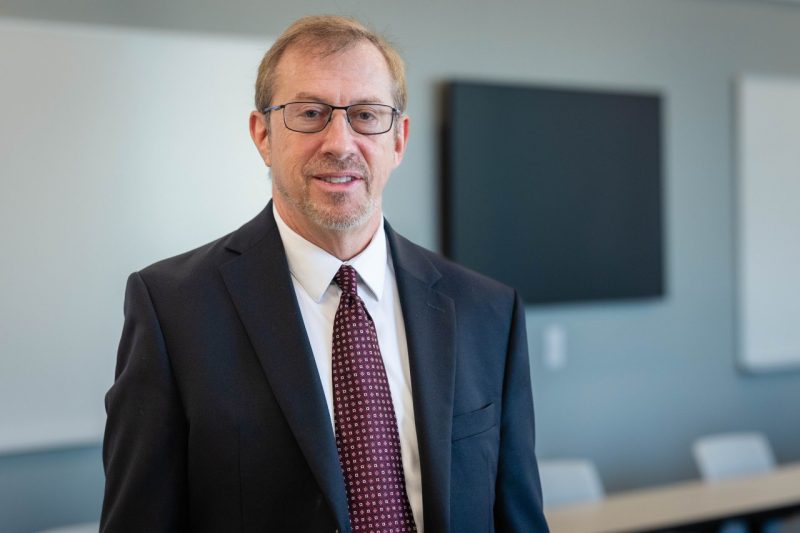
[442,81,664,305]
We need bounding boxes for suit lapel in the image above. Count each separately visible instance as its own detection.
[219,205,350,532]
[387,225,457,533]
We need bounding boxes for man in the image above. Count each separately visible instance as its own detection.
[101,15,548,533]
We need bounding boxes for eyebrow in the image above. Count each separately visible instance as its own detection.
[292,92,388,105]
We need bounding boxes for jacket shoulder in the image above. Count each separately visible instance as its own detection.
[137,205,276,289]
[388,228,518,305]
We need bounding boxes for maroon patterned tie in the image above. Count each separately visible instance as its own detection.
[332,265,417,532]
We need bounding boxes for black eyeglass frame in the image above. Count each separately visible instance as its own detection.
[262,101,401,135]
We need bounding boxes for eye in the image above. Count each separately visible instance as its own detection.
[356,111,377,121]
[288,103,329,121]
[349,105,380,123]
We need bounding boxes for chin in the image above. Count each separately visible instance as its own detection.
[307,201,376,232]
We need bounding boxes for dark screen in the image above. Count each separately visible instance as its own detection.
[442,81,664,305]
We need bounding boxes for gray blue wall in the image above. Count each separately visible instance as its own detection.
[2,0,800,530]
[0,446,104,532]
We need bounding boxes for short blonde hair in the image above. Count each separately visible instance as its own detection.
[255,15,407,114]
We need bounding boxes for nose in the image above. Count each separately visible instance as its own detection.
[319,109,358,159]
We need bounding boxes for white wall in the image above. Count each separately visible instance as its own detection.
[0,18,271,452]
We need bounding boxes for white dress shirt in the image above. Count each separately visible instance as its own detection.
[273,209,424,531]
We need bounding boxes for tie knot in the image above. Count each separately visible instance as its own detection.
[334,265,358,296]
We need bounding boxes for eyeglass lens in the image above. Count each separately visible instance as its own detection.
[282,102,395,134]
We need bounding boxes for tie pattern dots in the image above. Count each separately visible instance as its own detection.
[332,265,417,532]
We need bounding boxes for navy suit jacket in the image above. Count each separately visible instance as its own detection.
[101,203,548,532]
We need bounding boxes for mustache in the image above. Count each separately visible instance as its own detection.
[304,155,370,179]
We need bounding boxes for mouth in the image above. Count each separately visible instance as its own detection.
[311,171,367,190]
[316,175,360,184]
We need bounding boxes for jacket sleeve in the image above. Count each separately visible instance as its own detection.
[494,291,550,532]
[100,272,189,532]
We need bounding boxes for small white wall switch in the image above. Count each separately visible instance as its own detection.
[543,324,567,370]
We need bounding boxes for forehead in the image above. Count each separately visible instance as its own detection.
[272,41,394,104]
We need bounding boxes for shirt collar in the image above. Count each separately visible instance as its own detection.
[273,207,387,303]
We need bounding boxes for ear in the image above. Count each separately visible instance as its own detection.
[392,114,410,168]
[249,111,272,166]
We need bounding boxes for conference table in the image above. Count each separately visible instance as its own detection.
[545,462,800,533]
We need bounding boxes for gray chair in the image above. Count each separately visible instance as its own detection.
[693,432,799,533]
[538,458,604,508]
[693,432,775,481]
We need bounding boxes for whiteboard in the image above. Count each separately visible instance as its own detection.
[0,18,272,452]
[737,74,800,372]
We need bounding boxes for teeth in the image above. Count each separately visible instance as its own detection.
[321,176,354,184]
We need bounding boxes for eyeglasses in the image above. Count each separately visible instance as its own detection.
[263,101,400,135]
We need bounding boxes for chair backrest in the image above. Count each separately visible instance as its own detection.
[538,458,604,508]
[693,432,776,481]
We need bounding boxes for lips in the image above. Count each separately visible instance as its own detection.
[318,175,358,184]
[312,169,366,187]
[304,156,370,187]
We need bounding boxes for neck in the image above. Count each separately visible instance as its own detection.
[274,201,381,261]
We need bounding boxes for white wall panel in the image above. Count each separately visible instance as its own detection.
[0,18,271,452]
[737,74,800,371]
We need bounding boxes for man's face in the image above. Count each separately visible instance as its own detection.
[252,41,409,237]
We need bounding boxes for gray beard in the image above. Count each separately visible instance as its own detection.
[298,189,376,231]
